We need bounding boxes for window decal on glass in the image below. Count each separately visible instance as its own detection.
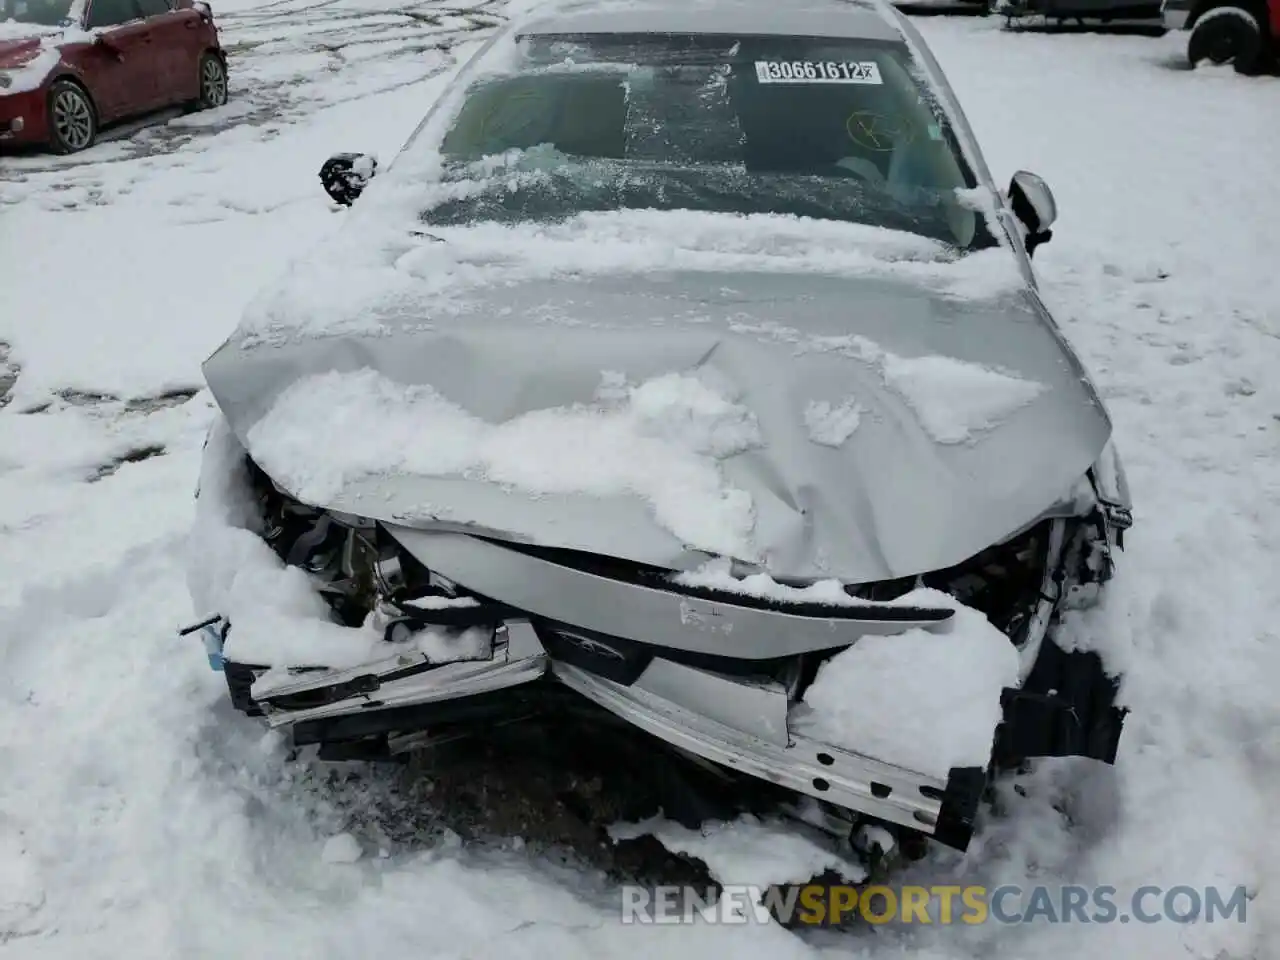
[754,60,882,85]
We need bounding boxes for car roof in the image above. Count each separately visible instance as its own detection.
[517,0,904,44]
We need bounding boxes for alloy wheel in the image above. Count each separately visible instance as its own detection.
[52,87,94,152]
[201,57,228,107]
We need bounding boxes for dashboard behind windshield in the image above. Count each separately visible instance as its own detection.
[424,32,992,250]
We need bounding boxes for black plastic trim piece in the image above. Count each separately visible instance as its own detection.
[932,766,988,850]
[472,536,953,623]
[533,619,654,685]
[994,643,1127,768]
[380,599,522,636]
[223,660,267,717]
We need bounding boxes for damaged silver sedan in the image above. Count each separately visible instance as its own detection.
[185,0,1132,869]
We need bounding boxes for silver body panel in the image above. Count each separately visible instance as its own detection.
[386,526,955,659]
[253,620,548,726]
[205,270,1112,584]
[554,659,949,833]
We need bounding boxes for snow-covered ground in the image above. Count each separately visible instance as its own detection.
[2,4,1279,957]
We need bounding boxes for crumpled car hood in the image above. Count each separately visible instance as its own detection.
[204,268,1111,583]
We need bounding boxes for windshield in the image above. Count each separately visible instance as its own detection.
[423,32,993,250]
[1,0,73,26]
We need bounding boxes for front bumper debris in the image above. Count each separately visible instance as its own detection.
[552,658,986,848]
[180,587,1116,853]
[250,618,547,726]
[180,447,1131,857]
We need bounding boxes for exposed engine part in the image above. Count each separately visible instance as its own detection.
[243,453,1127,754]
[245,454,1080,666]
[218,453,1128,862]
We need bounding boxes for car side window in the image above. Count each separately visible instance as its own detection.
[135,0,170,16]
[86,0,142,27]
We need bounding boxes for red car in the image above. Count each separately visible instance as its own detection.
[0,0,226,154]
[1164,0,1280,73]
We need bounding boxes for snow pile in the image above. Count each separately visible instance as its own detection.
[796,588,1020,778]
[881,353,1045,444]
[190,416,492,669]
[321,832,364,865]
[668,568,1015,777]
[248,625,492,699]
[245,367,763,558]
[401,624,490,662]
[610,813,867,888]
[803,397,864,448]
[189,416,373,666]
[397,594,479,612]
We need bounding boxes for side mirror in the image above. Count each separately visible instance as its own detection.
[319,152,377,206]
[1008,170,1057,257]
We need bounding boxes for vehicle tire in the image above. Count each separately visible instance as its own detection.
[1187,5,1264,73]
[46,79,97,155]
[195,52,229,110]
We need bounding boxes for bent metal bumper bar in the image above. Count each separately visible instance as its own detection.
[551,658,982,846]
[251,619,548,726]
[185,608,986,849]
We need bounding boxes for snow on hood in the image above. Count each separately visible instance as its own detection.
[246,367,765,559]
[223,1,1019,346]
[205,243,1111,582]
[233,209,1023,349]
[0,22,92,94]
[0,21,56,41]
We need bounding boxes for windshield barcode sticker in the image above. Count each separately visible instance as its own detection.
[754,60,883,84]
